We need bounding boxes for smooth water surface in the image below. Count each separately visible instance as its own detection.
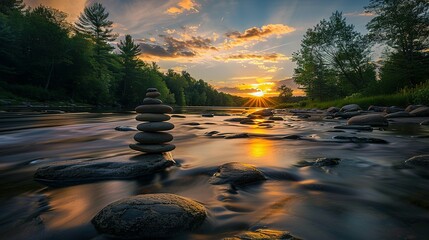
[1,108,429,240]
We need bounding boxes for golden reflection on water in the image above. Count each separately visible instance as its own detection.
[45,181,136,229]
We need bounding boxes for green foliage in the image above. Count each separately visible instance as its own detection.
[293,11,376,101]
[75,2,117,59]
[278,85,293,101]
[410,81,429,105]
[366,0,429,87]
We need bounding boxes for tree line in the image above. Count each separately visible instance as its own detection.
[292,0,429,101]
[0,1,246,107]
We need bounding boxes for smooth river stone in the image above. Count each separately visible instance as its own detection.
[130,143,176,153]
[146,91,161,98]
[134,132,173,144]
[142,97,162,105]
[137,122,174,132]
[135,104,173,114]
[136,113,171,122]
[92,193,207,239]
[34,154,174,185]
[146,88,158,92]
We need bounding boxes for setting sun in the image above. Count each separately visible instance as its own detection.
[250,90,265,97]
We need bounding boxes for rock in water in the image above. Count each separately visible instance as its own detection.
[224,229,301,240]
[131,88,176,154]
[210,162,266,186]
[137,122,174,132]
[385,111,411,118]
[410,106,429,117]
[135,104,173,114]
[405,155,429,168]
[34,154,174,184]
[92,193,207,239]
[129,143,176,153]
[340,104,361,112]
[134,132,173,144]
[347,114,388,127]
[142,97,162,105]
[136,113,171,122]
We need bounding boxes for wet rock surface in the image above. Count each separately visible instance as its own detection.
[347,114,388,127]
[224,229,301,240]
[405,155,429,168]
[210,162,266,186]
[34,154,174,184]
[92,193,206,239]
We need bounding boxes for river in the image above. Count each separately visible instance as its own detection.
[0,107,428,240]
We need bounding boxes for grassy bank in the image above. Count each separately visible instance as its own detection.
[275,81,429,110]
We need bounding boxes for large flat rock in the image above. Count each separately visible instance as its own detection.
[34,154,174,184]
[92,193,207,238]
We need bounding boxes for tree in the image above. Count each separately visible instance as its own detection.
[278,85,293,101]
[365,0,429,87]
[0,0,25,15]
[293,11,375,100]
[117,34,142,105]
[75,2,117,59]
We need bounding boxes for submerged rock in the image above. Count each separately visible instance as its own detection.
[114,126,137,131]
[249,108,273,116]
[92,193,206,239]
[405,155,429,168]
[202,113,214,117]
[385,111,411,118]
[314,157,341,167]
[333,135,388,144]
[347,114,388,127]
[224,117,250,122]
[295,158,341,167]
[269,116,284,121]
[34,154,174,184]
[333,125,373,131]
[171,114,186,118]
[224,229,301,240]
[405,104,424,112]
[224,133,249,139]
[334,111,361,119]
[421,120,429,125]
[210,162,266,186]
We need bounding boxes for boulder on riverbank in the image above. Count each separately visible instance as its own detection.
[92,193,207,239]
[210,162,266,186]
[347,114,388,127]
[340,104,361,112]
[34,154,174,184]
[410,106,429,117]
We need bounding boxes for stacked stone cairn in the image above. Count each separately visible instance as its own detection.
[129,88,176,153]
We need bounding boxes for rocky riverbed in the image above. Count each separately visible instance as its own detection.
[0,105,429,239]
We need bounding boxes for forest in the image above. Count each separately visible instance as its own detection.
[292,0,429,104]
[0,1,246,107]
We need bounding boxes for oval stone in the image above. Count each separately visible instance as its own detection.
[136,114,171,122]
[137,122,174,132]
[129,143,176,153]
[146,88,158,92]
[146,92,161,98]
[135,105,173,114]
[142,97,162,105]
[209,162,266,186]
[134,132,173,144]
[92,193,207,239]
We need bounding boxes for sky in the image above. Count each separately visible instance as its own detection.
[24,0,374,97]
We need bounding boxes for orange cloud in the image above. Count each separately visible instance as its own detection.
[214,53,289,63]
[166,0,198,15]
[24,0,87,21]
[224,24,295,47]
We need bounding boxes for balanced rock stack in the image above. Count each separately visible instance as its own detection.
[129,88,176,153]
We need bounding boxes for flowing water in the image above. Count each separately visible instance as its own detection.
[0,108,429,240]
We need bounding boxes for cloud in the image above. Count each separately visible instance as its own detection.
[217,87,257,94]
[139,34,216,60]
[214,53,289,63]
[166,0,198,15]
[224,24,295,47]
[24,0,87,21]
